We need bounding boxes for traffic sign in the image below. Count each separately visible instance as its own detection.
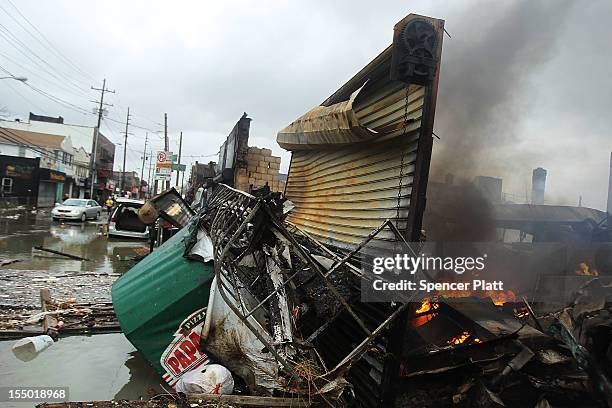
[157,151,168,163]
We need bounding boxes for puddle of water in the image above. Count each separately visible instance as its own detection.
[0,334,162,406]
[0,212,147,274]
[0,213,161,405]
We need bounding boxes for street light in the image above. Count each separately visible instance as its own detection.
[0,76,27,82]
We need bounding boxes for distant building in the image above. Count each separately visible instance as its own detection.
[474,176,503,204]
[0,113,115,201]
[189,161,216,187]
[0,128,73,206]
[110,170,141,197]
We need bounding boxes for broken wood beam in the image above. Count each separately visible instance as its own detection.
[33,246,90,261]
[187,394,312,406]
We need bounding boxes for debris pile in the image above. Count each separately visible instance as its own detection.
[1,288,119,339]
[178,184,612,407]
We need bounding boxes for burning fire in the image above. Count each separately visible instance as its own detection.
[487,289,516,306]
[576,262,599,276]
[412,298,439,327]
[514,306,529,319]
[437,287,517,306]
[448,331,482,346]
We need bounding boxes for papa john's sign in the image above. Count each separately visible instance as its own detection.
[160,307,210,387]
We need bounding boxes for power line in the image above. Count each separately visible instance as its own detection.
[2,0,95,84]
[0,23,88,95]
[0,63,94,118]
[103,115,161,133]
[0,126,71,164]
[0,77,47,113]
[0,50,91,99]
[0,28,88,98]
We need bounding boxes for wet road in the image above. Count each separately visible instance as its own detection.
[0,210,162,404]
[0,210,143,275]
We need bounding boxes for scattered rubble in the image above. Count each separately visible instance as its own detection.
[0,268,118,308]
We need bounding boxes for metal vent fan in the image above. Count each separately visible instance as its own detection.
[390,15,443,85]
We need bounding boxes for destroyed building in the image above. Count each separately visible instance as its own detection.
[112,12,612,408]
[214,114,286,194]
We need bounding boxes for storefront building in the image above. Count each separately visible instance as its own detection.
[37,168,67,207]
[0,155,40,206]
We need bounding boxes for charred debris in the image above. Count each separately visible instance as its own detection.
[159,184,612,408]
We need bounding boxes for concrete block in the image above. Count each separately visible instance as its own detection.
[260,148,272,156]
[247,154,263,162]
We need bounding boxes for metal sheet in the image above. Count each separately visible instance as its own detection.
[277,86,378,150]
[285,136,419,249]
[281,76,425,249]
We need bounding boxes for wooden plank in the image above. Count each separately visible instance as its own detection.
[36,394,312,408]
[34,246,90,261]
[188,394,311,407]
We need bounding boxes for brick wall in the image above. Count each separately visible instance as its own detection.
[234,146,285,193]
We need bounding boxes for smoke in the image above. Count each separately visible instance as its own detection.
[431,0,574,181]
[424,180,497,242]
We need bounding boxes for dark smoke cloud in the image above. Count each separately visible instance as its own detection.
[431,0,574,181]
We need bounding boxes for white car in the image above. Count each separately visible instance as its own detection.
[108,198,150,239]
[52,199,102,222]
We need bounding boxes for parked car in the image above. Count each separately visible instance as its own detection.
[52,199,102,222]
[108,198,149,239]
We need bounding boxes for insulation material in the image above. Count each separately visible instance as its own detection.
[202,277,284,394]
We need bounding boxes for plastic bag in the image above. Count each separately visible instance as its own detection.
[175,364,234,395]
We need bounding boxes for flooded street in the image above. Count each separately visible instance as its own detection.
[0,210,162,405]
[0,210,143,276]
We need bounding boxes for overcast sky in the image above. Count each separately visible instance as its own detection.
[0,0,610,210]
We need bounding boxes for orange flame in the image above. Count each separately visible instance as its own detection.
[514,307,529,319]
[448,331,482,345]
[412,298,439,327]
[576,262,599,276]
[487,289,516,306]
[437,287,517,306]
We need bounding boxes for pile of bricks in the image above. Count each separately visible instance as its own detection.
[235,146,285,193]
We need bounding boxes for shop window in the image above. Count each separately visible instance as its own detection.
[1,178,13,194]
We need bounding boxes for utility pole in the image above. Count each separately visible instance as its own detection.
[176,131,182,187]
[147,151,153,199]
[89,79,115,199]
[164,113,168,151]
[120,107,131,194]
[181,166,185,195]
[164,113,169,189]
[140,132,148,199]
